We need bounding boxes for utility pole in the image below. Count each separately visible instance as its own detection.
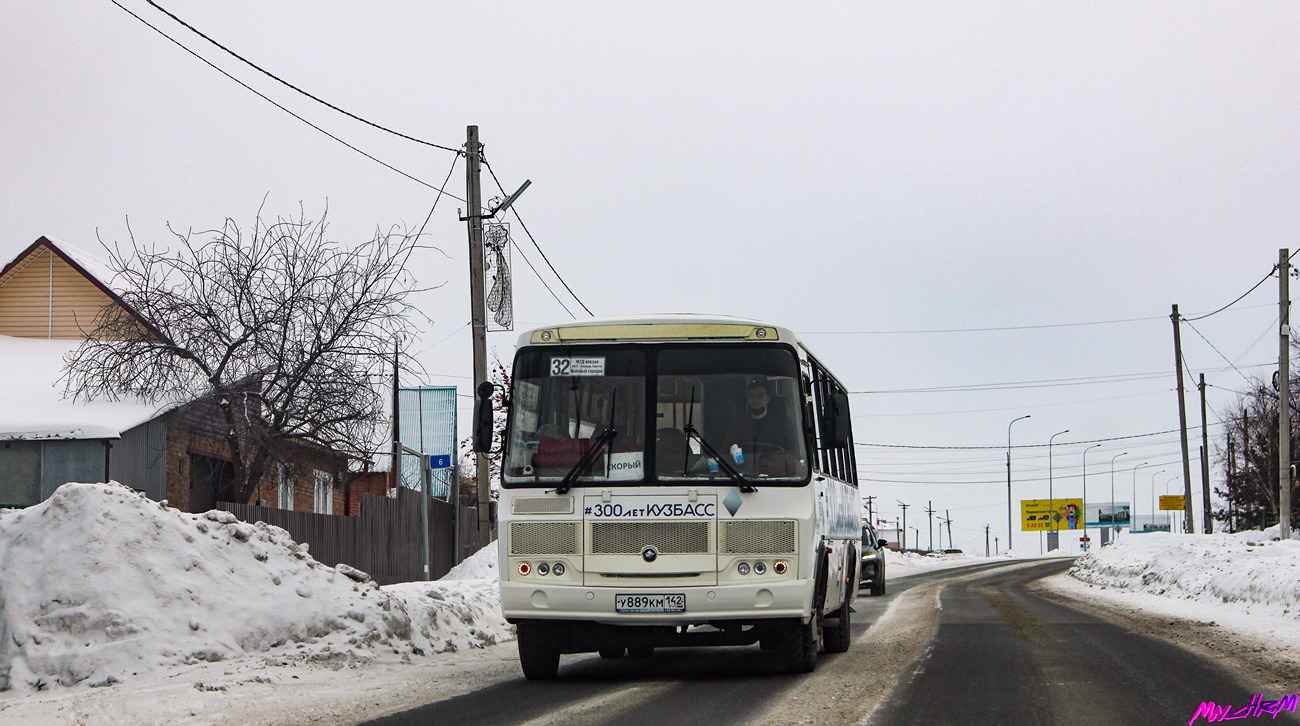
[391,340,401,491]
[1227,432,1236,534]
[464,125,492,548]
[1281,249,1293,541]
[1200,373,1212,534]
[945,510,953,550]
[1172,304,1194,533]
[898,502,909,552]
[864,495,875,526]
[994,536,999,555]
[985,525,990,557]
[926,500,935,552]
[1007,415,1030,554]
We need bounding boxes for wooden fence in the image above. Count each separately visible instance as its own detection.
[220,487,483,584]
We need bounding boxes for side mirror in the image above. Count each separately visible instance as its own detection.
[831,393,853,447]
[878,539,888,549]
[472,381,495,453]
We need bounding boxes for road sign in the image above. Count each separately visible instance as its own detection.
[1085,502,1131,528]
[1159,495,1185,511]
[1021,498,1084,531]
[429,454,452,470]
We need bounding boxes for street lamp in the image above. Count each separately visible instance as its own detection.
[1007,415,1030,552]
[1145,469,1166,532]
[1048,429,1069,549]
[1109,452,1127,543]
[1082,444,1101,552]
[1130,461,1151,538]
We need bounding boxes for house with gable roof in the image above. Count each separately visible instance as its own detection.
[0,237,351,514]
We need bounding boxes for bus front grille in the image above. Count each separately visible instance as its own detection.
[510,521,578,555]
[720,520,797,554]
[590,521,710,554]
[511,496,575,515]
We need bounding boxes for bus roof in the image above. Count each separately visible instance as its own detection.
[517,313,802,347]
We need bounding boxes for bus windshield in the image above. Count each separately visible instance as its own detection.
[503,344,808,487]
[505,348,648,485]
[655,346,807,483]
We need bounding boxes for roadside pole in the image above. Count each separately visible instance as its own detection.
[1280,249,1292,541]
[1172,305,1194,533]
[464,126,492,549]
[1200,374,1212,533]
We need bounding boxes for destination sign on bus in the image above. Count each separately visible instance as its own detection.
[549,357,605,376]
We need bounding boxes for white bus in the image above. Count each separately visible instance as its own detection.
[472,315,861,679]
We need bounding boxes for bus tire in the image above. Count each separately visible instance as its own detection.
[824,592,851,653]
[517,624,560,680]
[598,647,625,659]
[781,619,819,673]
[627,646,654,658]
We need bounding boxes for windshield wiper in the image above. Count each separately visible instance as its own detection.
[553,389,617,495]
[553,427,617,495]
[683,423,756,493]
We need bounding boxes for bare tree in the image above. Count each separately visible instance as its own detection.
[63,208,422,505]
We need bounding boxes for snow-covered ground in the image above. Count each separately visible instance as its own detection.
[1068,529,1300,619]
[0,482,513,724]
[884,548,1025,577]
[1042,528,1300,686]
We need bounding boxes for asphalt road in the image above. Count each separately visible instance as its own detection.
[362,560,1295,726]
[871,561,1300,726]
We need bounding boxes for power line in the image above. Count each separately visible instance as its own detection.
[1182,254,1295,322]
[141,0,461,154]
[109,0,466,201]
[854,425,1224,450]
[850,389,1170,418]
[484,161,593,316]
[850,362,1269,395]
[802,303,1273,335]
[511,238,577,319]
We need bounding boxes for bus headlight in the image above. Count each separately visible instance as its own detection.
[773,560,788,575]
[537,562,550,575]
[737,562,750,575]
[754,561,766,575]
[518,562,531,576]
[552,562,565,576]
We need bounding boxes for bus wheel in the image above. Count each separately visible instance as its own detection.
[627,646,654,658]
[517,624,560,680]
[780,619,819,673]
[824,593,851,653]
[598,647,626,659]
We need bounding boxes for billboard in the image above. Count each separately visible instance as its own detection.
[398,386,458,499]
[1021,498,1084,531]
[1131,515,1171,533]
[1085,502,1131,528]
[1159,495,1186,511]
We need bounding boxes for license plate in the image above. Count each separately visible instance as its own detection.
[615,593,686,613]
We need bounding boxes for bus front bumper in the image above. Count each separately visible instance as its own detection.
[500,580,813,625]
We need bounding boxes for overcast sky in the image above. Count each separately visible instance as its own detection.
[4,2,1298,554]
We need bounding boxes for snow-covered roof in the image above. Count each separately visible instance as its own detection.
[49,238,133,297]
[0,334,175,440]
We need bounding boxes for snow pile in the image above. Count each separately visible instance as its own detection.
[884,548,1010,576]
[0,482,511,694]
[440,540,498,581]
[1069,531,1300,617]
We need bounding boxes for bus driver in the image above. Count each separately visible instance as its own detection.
[721,380,796,475]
